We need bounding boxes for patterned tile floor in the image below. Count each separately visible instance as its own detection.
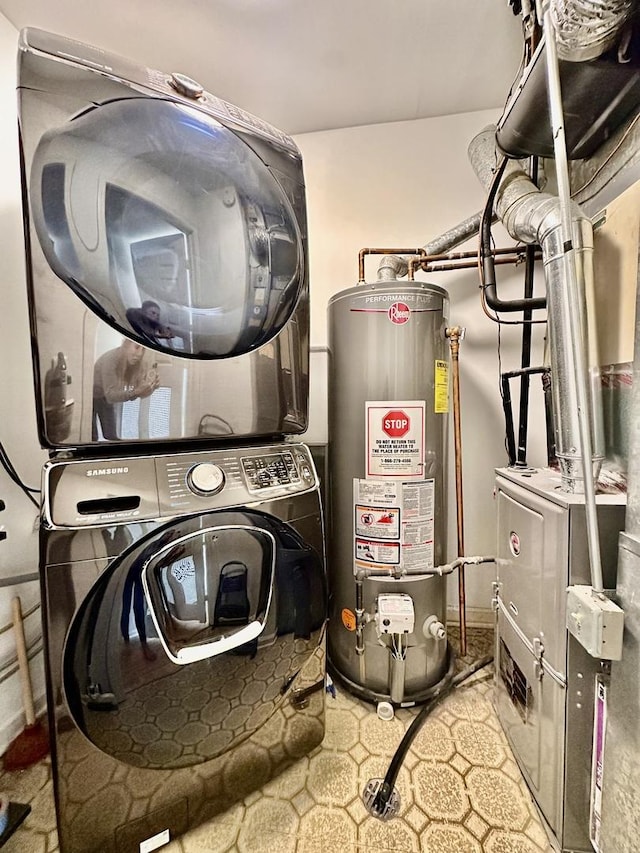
[0,627,553,853]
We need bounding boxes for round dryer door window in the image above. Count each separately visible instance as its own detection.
[29,98,304,358]
[62,509,326,770]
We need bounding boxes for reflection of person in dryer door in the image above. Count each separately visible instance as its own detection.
[120,532,182,663]
[121,566,157,662]
[92,339,159,440]
[126,300,174,343]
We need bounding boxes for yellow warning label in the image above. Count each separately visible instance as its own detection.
[434,360,449,413]
[341,608,357,632]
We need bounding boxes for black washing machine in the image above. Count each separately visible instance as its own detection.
[18,27,310,450]
[41,443,326,853]
[18,30,327,852]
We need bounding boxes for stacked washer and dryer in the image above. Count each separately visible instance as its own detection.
[17,29,326,853]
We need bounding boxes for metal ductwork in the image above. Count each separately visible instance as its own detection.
[550,0,636,61]
[570,109,640,215]
[468,126,605,492]
[377,253,414,282]
[496,1,640,160]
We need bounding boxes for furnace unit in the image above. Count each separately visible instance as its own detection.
[494,467,625,852]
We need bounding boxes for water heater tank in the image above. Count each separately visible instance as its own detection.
[327,281,450,704]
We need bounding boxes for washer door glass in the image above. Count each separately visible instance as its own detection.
[29,98,303,358]
[63,510,326,769]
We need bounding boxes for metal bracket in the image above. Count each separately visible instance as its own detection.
[532,636,545,682]
[491,581,501,612]
[496,595,566,689]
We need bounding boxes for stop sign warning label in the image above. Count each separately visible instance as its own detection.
[366,401,425,478]
[382,410,410,438]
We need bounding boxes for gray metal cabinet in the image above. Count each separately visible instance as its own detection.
[494,468,625,852]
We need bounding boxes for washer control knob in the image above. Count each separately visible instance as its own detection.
[169,72,204,99]
[187,463,225,496]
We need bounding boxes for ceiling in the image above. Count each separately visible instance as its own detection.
[0,0,524,136]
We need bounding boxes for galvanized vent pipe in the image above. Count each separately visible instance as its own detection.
[542,0,606,595]
[468,126,605,497]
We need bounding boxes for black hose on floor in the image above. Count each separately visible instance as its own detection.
[366,653,494,819]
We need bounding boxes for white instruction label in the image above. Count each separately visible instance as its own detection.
[366,400,426,479]
[355,538,401,565]
[590,677,607,852]
[353,478,435,575]
[355,504,400,539]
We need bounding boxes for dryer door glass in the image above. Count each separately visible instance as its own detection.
[142,524,276,664]
[62,509,326,769]
[29,98,303,358]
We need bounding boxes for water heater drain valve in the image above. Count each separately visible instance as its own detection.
[375,594,415,636]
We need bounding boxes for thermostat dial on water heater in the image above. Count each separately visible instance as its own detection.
[187,463,226,496]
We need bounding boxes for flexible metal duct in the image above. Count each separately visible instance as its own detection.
[550,0,636,61]
[468,126,605,492]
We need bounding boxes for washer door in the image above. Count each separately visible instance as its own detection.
[29,97,303,359]
[63,509,325,769]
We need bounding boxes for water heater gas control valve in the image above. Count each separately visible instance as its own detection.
[375,593,415,635]
[187,463,226,496]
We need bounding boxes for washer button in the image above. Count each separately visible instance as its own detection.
[187,463,225,496]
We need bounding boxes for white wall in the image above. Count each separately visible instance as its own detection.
[0,14,48,754]
[295,112,548,621]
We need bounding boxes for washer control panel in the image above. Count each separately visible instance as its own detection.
[43,442,318,528]
[242,451,299,491]
[158,444,317,513]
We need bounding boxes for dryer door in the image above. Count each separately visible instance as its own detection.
[20,38,311,448]
[29,97,303,359]
[63,509,326,769]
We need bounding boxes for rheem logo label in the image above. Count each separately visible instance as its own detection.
[388,302,411,325]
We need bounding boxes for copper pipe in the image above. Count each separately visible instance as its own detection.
[358,247,427,283]
[421,246,525,263]
[406,246,538,280]
[430,257,524,270]
[446,326,467,657]
[408,256,533,278]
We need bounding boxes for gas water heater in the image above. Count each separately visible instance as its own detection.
[327,281,450,704]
